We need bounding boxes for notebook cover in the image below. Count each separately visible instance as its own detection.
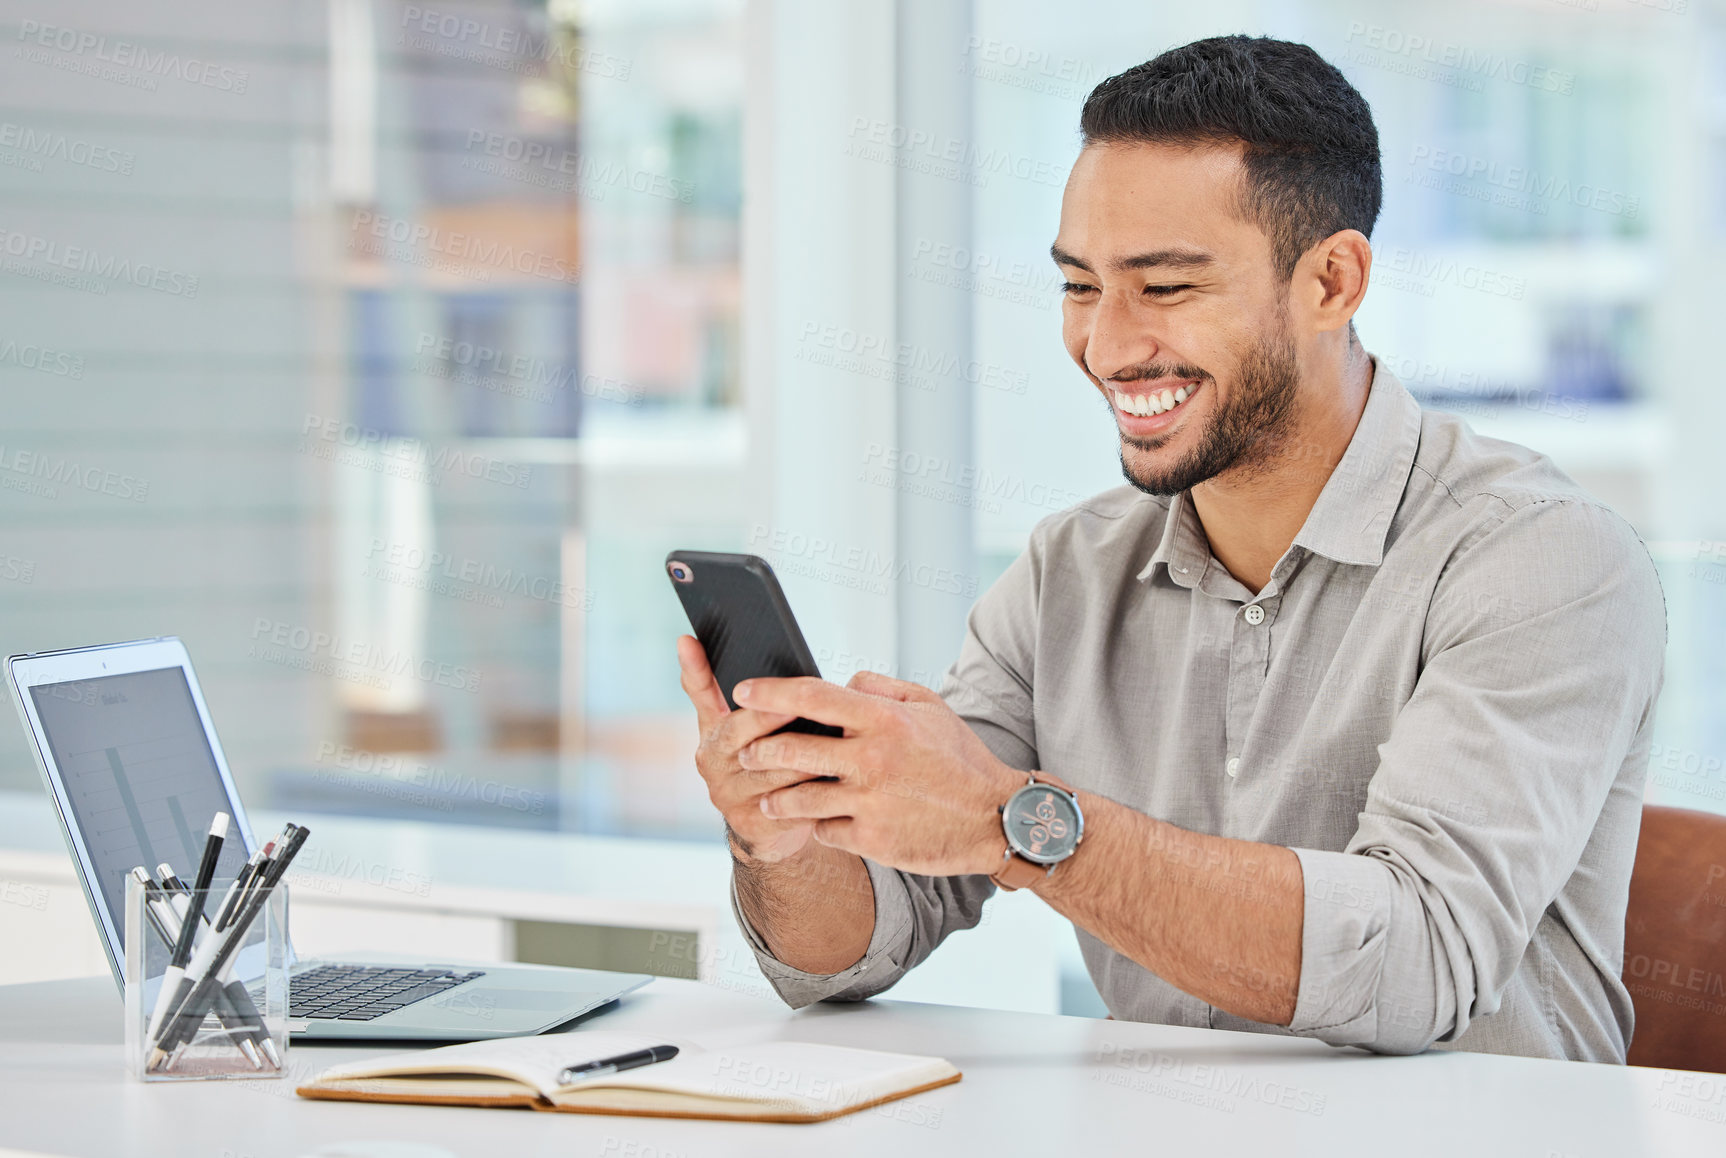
[297,1069,962,1124]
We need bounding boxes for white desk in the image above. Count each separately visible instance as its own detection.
[0,975,1722,1157]
[0,789,1071,1015]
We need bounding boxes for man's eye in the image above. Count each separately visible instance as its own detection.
[1061,282,1098,295]
[1145,284,1193,297]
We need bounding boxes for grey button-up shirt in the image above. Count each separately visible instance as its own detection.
[733,358,1667,1062]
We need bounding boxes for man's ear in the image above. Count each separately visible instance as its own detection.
[1296,229,1371,335]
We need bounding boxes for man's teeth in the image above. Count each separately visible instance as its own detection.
[1114,385,1192,417]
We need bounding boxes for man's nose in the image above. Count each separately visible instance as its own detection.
[1084,290,1158,382]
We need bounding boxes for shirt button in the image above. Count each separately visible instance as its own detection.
[1226,757,1241,778]
[1243,604,1265,625]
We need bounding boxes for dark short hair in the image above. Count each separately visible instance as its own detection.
[1080,35,1381,280]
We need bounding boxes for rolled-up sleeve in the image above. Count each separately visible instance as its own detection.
[1287,499,1666,1053]
[731,533,1047,1005]
[730,858,919,1007]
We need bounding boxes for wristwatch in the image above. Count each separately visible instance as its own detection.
[990,771,1083,891]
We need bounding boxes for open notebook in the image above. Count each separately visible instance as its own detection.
[296,1030,961,1124]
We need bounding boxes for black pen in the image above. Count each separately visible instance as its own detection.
[557,1044,680,1085]
[147,813,229,1041]
[171,812,229,965]
[213,848,267,933]
[217,978,283,1069]
[232,827,295,921]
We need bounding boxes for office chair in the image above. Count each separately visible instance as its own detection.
[1623,804,1726,1073]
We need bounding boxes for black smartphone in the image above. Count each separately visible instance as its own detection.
[665,550,843,738]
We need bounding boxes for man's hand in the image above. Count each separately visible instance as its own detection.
[734,671,1021,877]
[677,637,876,976]
[677,636,823,864]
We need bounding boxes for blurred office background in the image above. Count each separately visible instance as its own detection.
[0,0,1721,1015]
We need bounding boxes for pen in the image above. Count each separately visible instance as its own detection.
[146,813,229,1042]
[230,827,295,922]
[215,829,288,936]
[156,864,188,895]
[213,847,267,933]
[171,812,229,965]
[134,871,195,959]
[214,830,301,1068]
[218,977,283,1069]
[557,1044,680,1085]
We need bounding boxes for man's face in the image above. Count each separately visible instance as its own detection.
[1053,142,1303,495]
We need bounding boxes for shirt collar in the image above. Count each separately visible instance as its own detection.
[1291,356,1422,567]
[1137,355,1422,583]
[1139,490,1208,587]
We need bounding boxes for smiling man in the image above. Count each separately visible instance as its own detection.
[676,35,1666,1060]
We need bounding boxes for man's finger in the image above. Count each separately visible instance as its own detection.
[733,676,887,733]
[677,635,731,732]
[761,778,862,821]
[811,816,862,853]
[847,669,942,704]
[708,704,800,755]
[739,732,856,780]
[723,764,826,802]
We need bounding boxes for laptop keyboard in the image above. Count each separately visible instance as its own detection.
[286,965,487,1021]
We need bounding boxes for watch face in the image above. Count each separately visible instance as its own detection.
[1003,784,1081,864]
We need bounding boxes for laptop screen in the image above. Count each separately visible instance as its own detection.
[29,666,252,938]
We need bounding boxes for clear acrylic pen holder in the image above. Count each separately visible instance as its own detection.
[124,875,289,1081]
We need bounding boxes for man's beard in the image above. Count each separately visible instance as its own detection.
[1115,325,1302,497]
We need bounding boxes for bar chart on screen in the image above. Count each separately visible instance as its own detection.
[29,668,250,925]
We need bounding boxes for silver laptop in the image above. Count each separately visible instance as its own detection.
[6,636,652,1040]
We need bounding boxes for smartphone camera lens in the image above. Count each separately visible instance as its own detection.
[668,561,693,584]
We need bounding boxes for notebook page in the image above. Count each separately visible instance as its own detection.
[554,1041,957,1114]
[312,1031,701,1099]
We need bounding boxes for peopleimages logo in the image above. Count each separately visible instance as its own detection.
[248,618,483,695]
[1094,1042,1327,1116]
[1407,145,1639,219]
[907,237,1066,309]
[299,415,534,490]
[350,210,579,284]
[398,5,632,80]
[960,35,1100,101]
[364,537,595,612]
[0,880,49,911]
[0,227,199,297]
[1341,23,1574,94]
[290,847,433,899]
[462,131,693,203]
[795,320,1029,396]
[746,524,979,599]
[0,443,149,502]
[1377,247,1526,300]
[15,20,250,92]
[0,121,135,175]
[859,442,1088,514]
[846,117,1067,189]
[314,742,546,816]
[412,333,643,405]
[0,337,83,378]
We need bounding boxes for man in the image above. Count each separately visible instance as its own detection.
[676,35,1665,1061]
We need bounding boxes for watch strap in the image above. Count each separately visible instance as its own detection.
[1030,771,1073,794]
[991,848,1052,891]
